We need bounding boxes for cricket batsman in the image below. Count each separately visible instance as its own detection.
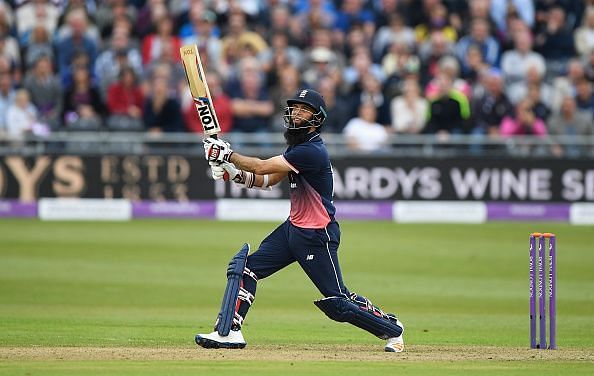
[196,89,405,352]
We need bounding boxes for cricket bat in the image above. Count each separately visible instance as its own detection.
[180,45,221,138]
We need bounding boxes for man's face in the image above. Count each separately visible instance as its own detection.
[287,103,315,128]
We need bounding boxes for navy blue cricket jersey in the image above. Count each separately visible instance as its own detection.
[281,132,336,229]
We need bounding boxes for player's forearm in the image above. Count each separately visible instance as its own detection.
[229,153,266,174]
[252,172,286,188]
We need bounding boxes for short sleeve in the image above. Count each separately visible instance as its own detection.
[283,144,322,174]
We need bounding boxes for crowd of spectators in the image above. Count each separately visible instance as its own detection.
[0,0,592,154]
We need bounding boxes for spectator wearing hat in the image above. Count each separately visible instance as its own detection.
[23,54,62,129]
[302,46,341,89]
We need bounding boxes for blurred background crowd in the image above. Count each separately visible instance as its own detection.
[0,0,592,153]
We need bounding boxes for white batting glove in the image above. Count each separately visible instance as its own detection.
[204,137,233,164]
[210,161,255,187]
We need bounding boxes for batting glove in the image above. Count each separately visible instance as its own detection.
[210,162,255,188]
[204,137,233,164]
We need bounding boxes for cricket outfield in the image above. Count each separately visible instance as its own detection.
[1,219,593,375]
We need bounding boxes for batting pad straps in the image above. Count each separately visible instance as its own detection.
[238,287,255,305]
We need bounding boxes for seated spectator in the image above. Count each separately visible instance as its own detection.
[106,67,144,131]
[461,44,490,87]
[548,96,593,157]
[23,25,54,69]
[390,77,428,134]
[471,69,513,137]
[0,32,21,72]
[55,8,98,86]
[6,89,41,139]
[229,61,274,133]
[343,101,389,153]
[94,0,138,39]
[183,70,233,134]
[526,83,552,122]
[414,3,457,44]
[455,18,499,72]
[143,77,185,133]
[62,66,105,131]
[507,63,554,106]
[179,7,222,71]
[425,56,471,100]
[350,73,391,126]
[55,2,100,45]
[0,70,14,132]
[141,14,181,67]
[418,30,456,87]
[574,6,594,59]
[534,6,575,76]
[23,55,62,129]
[221,10,268,75]
[343,47,385,92]
[490,0,534,37]
[424,73,471,136]
[551,59,584,112]
[16,0,60,43]
[95,28,143,98]
[501,29,546,88]
[500,99,547,137]
[574,79,594,115]
[373,13,415,62]
[381,40,420,82]
[316,75,350,133]
[302,46,341,90]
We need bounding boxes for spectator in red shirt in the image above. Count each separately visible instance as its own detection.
[106,66,144,131]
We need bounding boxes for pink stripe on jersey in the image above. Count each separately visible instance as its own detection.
[290,178,331,229]
[281,155,299,173]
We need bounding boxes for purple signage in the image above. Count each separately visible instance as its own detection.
[334,201,393,220]
[487,202,570,221]
[132,201,216,219]
[0,200,37,217]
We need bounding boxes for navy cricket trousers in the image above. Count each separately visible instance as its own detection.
[236,220,350,324]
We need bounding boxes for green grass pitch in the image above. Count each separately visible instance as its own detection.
[1,219,593,375]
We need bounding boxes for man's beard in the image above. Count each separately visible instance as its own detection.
[284,127,311,146]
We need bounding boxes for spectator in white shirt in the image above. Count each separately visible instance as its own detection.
[6,89,39,139]
[343,101,389,152]
[390,78,427,134]
[501,30,545,87]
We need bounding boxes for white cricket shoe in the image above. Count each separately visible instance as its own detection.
[384,319,404,353]
[195,329,246,349]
